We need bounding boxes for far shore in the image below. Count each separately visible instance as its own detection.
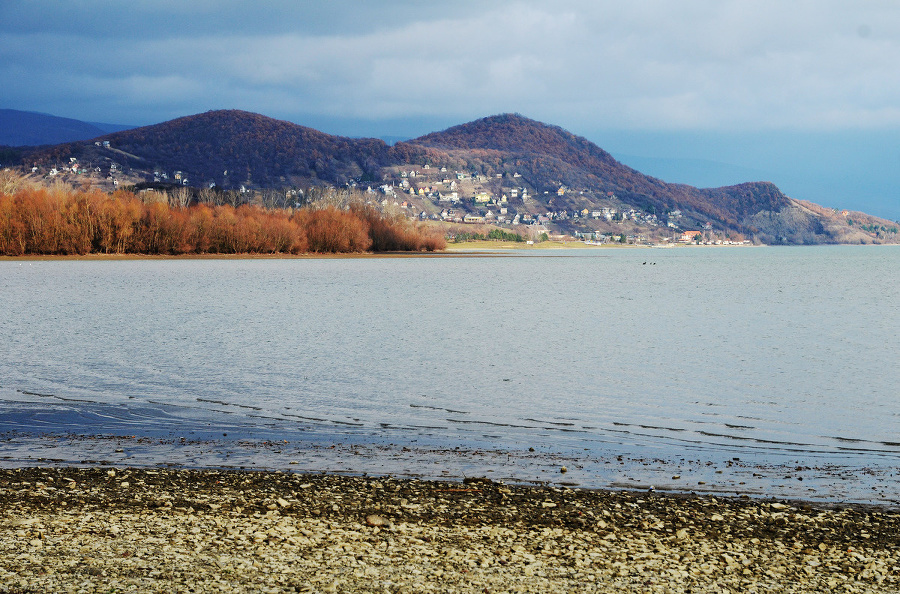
[443,239,645,251]
[7,241,891,261]
[0,240,647,261]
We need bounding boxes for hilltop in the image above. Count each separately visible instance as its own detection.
[10,110,899,245]
[24,110,393,189]
[398,114,794,234]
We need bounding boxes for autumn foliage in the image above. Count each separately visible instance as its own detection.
[0,173,444,256]
[351,204,446,252]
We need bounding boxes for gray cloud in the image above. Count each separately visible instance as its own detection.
[0,0,900,129]
[2,1,900,218]
[4,0,900,130]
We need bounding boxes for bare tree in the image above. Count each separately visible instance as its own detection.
[169,187,191,208]
[0,169,37,194]
[225,190,242,208]
[198,187,219,206]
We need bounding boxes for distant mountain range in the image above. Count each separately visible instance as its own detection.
[0,109,133,146]
[6,109,898,245]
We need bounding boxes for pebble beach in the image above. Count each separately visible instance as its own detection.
[1,467,899,593]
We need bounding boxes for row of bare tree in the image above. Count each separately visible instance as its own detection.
[0,173,445,255]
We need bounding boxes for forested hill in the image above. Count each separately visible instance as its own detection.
[399,113,793,231]
[407,113,621,165]
[98,110,394,188]
[26,110,392,189]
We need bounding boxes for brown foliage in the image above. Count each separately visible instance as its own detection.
[2,185,93,255]
[300,206,372,253]
[0,173,439,255]
[352,204,446,251]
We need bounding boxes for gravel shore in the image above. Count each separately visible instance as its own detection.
[1,467,898,593]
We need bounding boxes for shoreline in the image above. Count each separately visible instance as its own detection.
[2,466,898,593]
[0,242,611,260]
[3,430,898,509]
[3,241,897,260]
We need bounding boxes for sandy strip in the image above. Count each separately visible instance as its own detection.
[1,467,898,593]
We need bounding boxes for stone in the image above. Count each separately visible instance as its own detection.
[364,514,391,527]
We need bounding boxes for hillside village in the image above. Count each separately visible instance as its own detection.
[370,162,726,244]
[25,145,735,245]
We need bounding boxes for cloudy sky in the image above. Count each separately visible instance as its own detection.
[2,1,899,218]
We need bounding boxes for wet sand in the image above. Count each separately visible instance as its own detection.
[2,467,899,593]
[2,431,898,507]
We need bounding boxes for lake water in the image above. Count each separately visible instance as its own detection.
[1,246,898,505]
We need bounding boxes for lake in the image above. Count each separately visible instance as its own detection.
[1,246,898,505]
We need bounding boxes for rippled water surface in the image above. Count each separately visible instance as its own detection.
[2,247,898,503]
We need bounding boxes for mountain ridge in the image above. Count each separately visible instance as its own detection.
[400,113,794,234]
[0,109,133,146]
[10,109,898,245]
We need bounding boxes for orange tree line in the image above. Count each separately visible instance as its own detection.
[0,175,445,255]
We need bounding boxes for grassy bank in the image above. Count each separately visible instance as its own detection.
[445,239,642,251]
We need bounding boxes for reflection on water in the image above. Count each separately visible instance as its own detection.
[1,247,899,503]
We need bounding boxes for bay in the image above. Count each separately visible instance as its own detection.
[1,246,898,504]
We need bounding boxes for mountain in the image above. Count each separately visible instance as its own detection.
[13,110,898,245]
[27,110,393,189]
[397,114,793,234]
[0,109,132,146]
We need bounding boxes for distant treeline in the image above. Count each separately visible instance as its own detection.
[0,172,444,255]
[453,229,526,242]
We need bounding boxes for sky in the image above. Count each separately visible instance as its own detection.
[2,0,899,220]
